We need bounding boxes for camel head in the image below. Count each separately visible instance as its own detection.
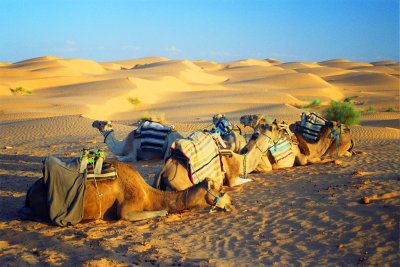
[212,114,233,133]
[240,114,267,130]
[92,120,113,133]
[205,178,235,212]
[323,122,354,157]
[212,113,225,125]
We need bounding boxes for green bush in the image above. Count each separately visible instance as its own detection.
[10,86,32,95]
[140,111,165,123]
[303,98,321,108]
[385,107,395,112]
[128,97,141,106]
[362,105,376,114]
[343,96,356,102]
[323,101,360,125]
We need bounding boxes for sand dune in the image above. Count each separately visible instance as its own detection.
[104,57,169,70]
[325,72,399,90]
[1,56,398,121]
[319,60,374,69]
[224,58,273,68]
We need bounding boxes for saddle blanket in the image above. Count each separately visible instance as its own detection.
[269,138,293,162]
[170,131,223,185]
[43,156,87,226]
[300,112,327,142]
[139,121,173,152]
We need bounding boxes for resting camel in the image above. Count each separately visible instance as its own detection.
[154,116,354,191]
[243,120,354,171]
[211,114,247,153]
[20,161,234,223]
[92,120,183,162]
[153,126,281,191]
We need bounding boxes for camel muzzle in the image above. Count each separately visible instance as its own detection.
[214,192,235,212]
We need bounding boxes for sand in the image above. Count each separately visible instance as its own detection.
[0,56,399,266]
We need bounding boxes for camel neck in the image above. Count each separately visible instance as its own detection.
[147,184,209,212]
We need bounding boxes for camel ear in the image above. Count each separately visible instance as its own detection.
[205,177,214,189]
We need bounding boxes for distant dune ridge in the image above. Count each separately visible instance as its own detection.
[0,55,398,121]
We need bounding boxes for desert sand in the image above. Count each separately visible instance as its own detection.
[0,56,399,266]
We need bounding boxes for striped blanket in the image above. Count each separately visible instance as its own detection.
[299,112,327,142]
[268,138,293,162]
[170,131,223,185]
[139,121,173,153]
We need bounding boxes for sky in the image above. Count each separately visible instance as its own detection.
[1,0,399,63]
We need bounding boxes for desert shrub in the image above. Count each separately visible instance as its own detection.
[128,97,141,106]
[385,107,395,112]
[323,100,360,125]
[140,111,165,123]
[361,105,376,114]
[10,86,32,95]
[344,96,356,102]
[303,98,321,108]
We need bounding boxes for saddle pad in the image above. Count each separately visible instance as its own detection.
[300,112,327,142]
[86,161,117,181]
[269,139,293,162]
[170,131,223,185]
[140,121,172,152]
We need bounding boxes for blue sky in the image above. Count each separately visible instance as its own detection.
[1,0,398,63]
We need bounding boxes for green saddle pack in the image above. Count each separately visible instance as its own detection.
[79,149,117,181]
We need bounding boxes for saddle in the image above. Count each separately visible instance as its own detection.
[296,112,331,142]
[79,149,117,181]
[135,120,174,153]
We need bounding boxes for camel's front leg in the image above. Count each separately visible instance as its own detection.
[122,210,168,222]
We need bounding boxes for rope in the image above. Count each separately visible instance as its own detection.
[91,162,103,220]
[243,153,248,179]
[185,189,189,210]
[103,129,114,144]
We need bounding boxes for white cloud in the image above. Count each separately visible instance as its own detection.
[120,44,141,51]
[166,45,181,53]
[56,40,77,53]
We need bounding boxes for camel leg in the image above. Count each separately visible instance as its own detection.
[229,177,252,187]
[118,152,135,162]
[122,210,168,222]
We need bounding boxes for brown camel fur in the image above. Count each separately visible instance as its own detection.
[20,161,234,223]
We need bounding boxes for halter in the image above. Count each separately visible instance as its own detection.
[103,129,114,143]
[204,185,223,213]
[328,125,342,157]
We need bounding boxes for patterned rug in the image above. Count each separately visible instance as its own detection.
[299,112,327,142]
[269,138,293,162]
[139,121,173,153]
[170,131,223,185]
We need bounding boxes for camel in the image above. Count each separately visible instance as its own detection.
[20,161,234,224]
[92,120,183,162]
[153,127,281,191]
[243,119,354,172]
[211,114,247,153]
[239,114,268,132]
[153,114,354,191]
